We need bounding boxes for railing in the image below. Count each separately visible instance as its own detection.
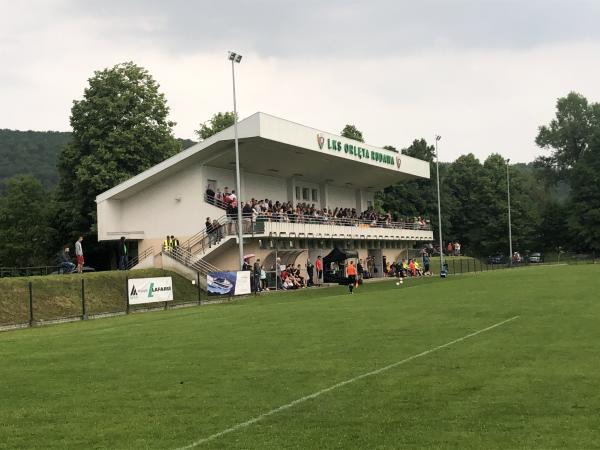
[204,194,230,210]
[126,247,155,270]
[1,266,63,278]
[166,246,221,275]
[202,194,431,231]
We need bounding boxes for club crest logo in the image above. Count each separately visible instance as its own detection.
[316,133,325,150]
[396,156,402,169]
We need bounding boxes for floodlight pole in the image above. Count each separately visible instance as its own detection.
[230,51,244,270]
[435,135,444,275]
[506,159,513,266]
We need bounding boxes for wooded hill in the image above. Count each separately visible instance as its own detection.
[0,129,195,191]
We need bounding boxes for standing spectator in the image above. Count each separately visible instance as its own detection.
[170,235,179,252]
[260,265,267,290]
[205,217,213,247]
[215,188,223,203]
[315,256,323,284]
[163,235,172,253]
[447,242,453,256]
[454,241,461,256]
[75,236,84,274]
[118,237,129,270]
[242,257,251,272]
[253,258,262,292]
[306,259,314,287]
[423,254,430,275]
[357,259,364,284]
[58,246,75,273]
[206,185,215,205]
[212,219,221,244]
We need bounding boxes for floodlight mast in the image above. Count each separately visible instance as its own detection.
[229,51,244,270]
[507,158,513,266]
[435,135,444,276]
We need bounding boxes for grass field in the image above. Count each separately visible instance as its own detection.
[1,264,599,449]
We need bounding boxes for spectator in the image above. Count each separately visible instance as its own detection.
[206,185,215,205]
[306,259,314,287]
[58,246,75,273]
[118,237,129,270]
[75,236,84,274]
[253,258,262,292]
[171,235,179,250]
[205,217,213,246]
[315,256,323,284]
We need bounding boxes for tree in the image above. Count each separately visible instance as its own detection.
[196,112,236,140]
[377,139,439,228]
[341,124,364,142]
[535,92,600,173]
[55,62,179,266]
[568,144,600,252]
[0,176,56,266]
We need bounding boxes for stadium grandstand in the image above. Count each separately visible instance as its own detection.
[96,112,434,285]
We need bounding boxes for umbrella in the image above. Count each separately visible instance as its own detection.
[243,253,256,260]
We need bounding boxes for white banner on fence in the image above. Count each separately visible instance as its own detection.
[128,277,173,305]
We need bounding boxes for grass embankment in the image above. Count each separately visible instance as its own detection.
[0,265,599,448]
[0,269,199,326]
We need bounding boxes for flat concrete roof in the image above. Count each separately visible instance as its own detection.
[96,112,430,202]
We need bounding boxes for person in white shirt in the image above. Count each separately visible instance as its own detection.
[75,236,84,274]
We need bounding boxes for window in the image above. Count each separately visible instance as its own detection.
[367,200,373,208]
[312,188,319,202]
[302,188,309,201]
[295,186,301,201]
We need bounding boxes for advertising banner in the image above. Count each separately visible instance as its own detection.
[207,271,251,296]
[128,277,173,305]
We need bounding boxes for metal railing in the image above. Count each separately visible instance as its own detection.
[1,266,63,278]
[202,194,431,231]
[126,247,155,270]
[166,246,221,275]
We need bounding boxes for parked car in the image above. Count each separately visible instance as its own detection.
[487,254,506,264]
[528,252,543,263]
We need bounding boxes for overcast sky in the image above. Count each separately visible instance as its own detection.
[2,0,600,162]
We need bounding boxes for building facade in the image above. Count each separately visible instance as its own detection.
[96,113,433,281]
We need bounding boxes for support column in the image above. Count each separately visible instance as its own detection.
[319,182,329,210]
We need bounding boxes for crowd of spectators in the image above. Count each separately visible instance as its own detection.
[385,256,432,278]
[206,186,429,229]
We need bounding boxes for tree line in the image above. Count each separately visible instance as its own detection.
[1,62,598,270]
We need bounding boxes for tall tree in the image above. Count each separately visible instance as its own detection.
[377,139,442,232]
[568,144,600,252]
[535,92,600,173]
[341,124,364,142]
[0,176,56,266]
[55,62,179,265]
[196,112,236,140]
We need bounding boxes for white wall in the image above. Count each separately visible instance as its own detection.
[326,185,356,209]
[243,172,287,202]
[117,162,207,240]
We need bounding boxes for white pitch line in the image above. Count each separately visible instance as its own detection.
[175,315,520,449]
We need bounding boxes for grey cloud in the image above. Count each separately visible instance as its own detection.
[61,0,600,57]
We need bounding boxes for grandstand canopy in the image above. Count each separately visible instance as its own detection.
[97,112,431,202]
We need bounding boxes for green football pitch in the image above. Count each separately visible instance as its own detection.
[1,264,599,449]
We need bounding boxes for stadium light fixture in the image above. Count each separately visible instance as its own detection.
[506,158,513,266]
[229,51,244,270]
[435,135,445,276]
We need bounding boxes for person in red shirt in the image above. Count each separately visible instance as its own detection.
[346,261,357,294]
[315,256,323,284]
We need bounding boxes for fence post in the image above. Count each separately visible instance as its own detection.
[81,278,87,320]
[125,276,130,314]
[452,259,456,274]
[197,271,201,305]
[28,281,34,327]
[460,259,464,274]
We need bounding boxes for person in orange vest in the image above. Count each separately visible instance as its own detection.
[346,260,357,294]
